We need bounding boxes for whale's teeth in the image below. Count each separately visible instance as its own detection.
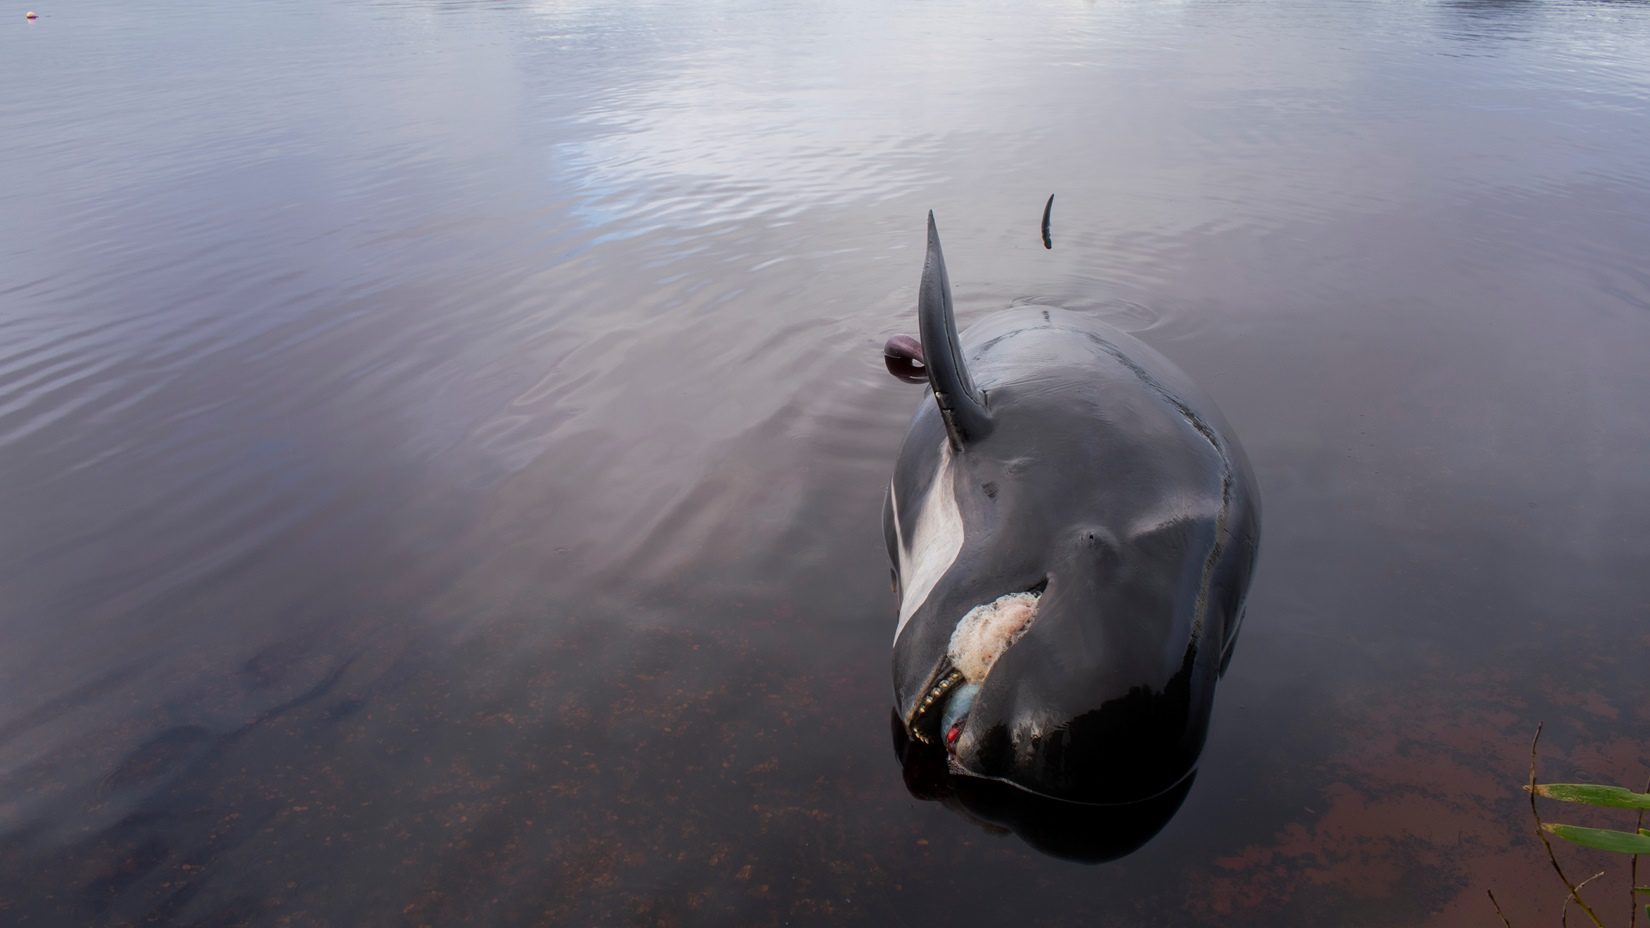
[907,667,970,744]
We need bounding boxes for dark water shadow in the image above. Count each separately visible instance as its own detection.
[890,711,1194,864]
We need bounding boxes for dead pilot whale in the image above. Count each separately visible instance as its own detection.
[883,212,1260,804]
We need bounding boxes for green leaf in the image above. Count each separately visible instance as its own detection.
[1531,783,1650,809]
[1636,886,1650,895]
[1543,823,1650,854]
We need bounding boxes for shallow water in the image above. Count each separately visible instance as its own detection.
[3,0,1650,924]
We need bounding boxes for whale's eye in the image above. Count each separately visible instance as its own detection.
[1077,526,1118,555]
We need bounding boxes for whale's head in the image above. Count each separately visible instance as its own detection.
[884,213,1256,805]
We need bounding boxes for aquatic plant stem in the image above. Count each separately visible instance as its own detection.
[1632,772,1650,928]
[1486,889,1513,928]
[1530,723,1607,928]
[1562,872,1607,928]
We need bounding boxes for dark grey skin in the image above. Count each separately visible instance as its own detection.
[884,213,1260,805]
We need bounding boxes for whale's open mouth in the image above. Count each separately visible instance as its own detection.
[906,586,1043,746]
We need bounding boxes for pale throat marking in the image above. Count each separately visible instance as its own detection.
[892,438,963,641]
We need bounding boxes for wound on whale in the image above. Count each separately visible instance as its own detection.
[882,211,1260,805]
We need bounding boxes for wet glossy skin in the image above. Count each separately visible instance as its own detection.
[887,304,1260,803]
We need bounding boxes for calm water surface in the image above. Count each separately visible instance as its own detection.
[3,0,1650,924]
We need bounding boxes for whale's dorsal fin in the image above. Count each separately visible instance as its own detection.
[919,212,992,448]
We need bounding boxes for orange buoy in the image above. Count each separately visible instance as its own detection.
[25,10,38,18]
